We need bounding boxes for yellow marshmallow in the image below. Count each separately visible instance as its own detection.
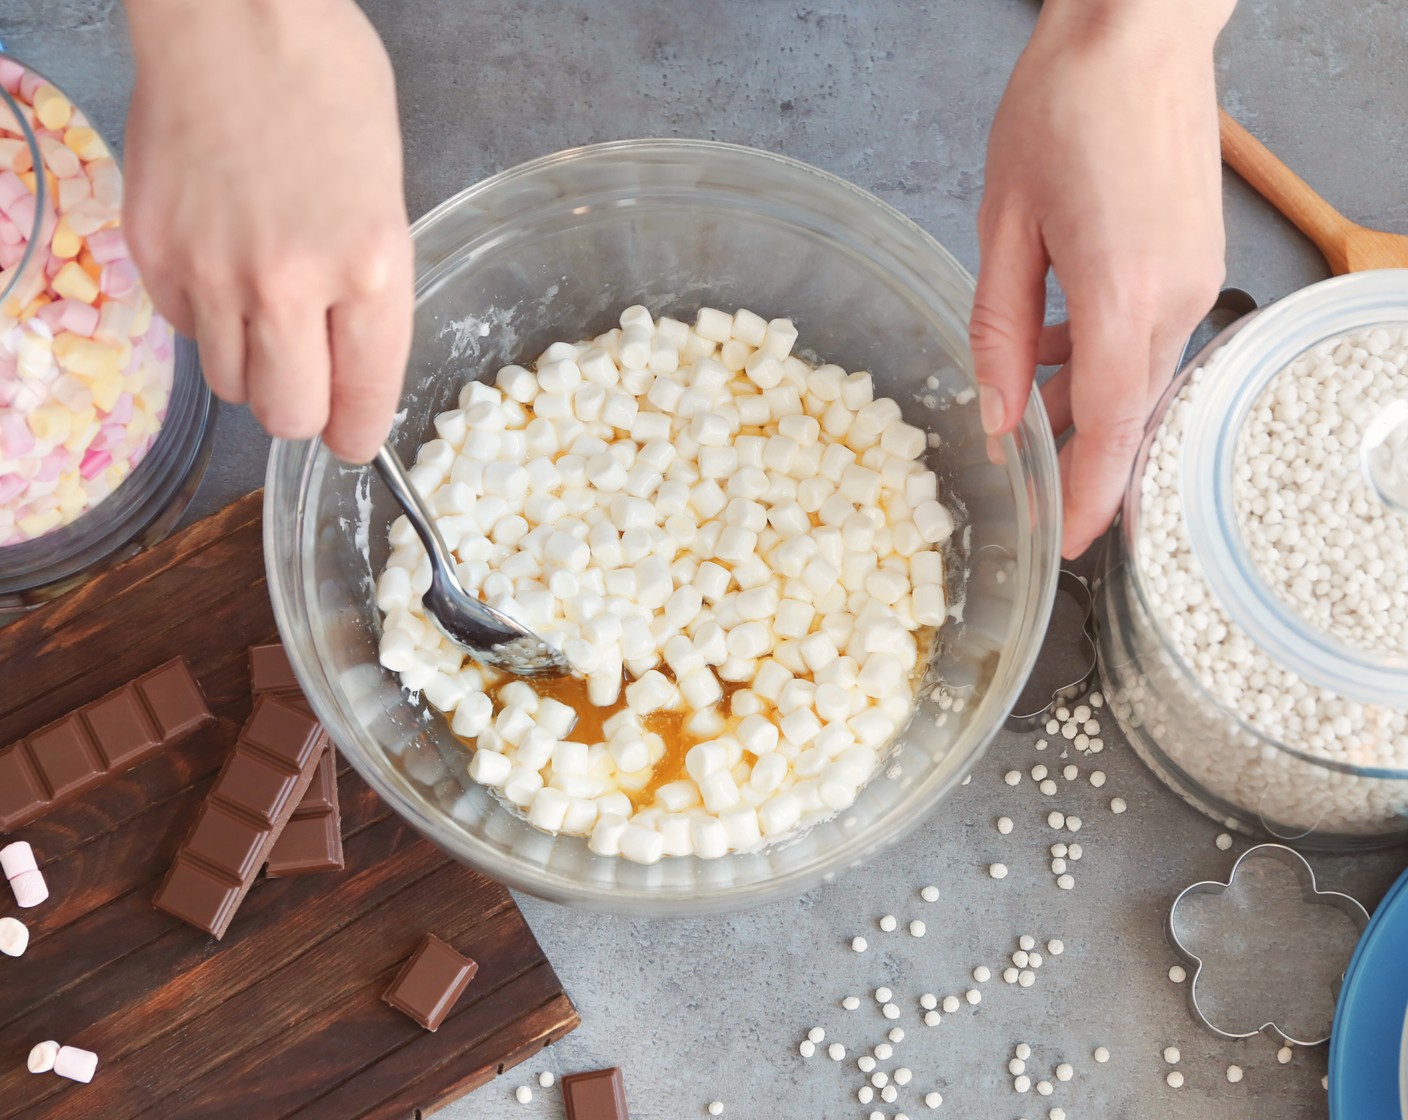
[58,486,89,521]
[33,84,73,130]
[52,261,100,304]
[51,218,81,259]
[19,509,65,539]
[64,410,99,452]
[20,293,52,321]
[130,296,154,338]
[62,125,107,161]
[90,371,124,413]
[26,405,72,445]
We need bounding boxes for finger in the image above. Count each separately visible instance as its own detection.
[1036,320,1071,367]
[189,296,248,405]
[244,302,333,443]
[1040,364,1073,436]
[1060,318,1153,559]
[326,275,413,464]
[970,209,1049,441]
[139,275,196,339]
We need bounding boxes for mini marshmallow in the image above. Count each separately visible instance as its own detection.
[28,1041,60,1074]
[0,916,29,957]
[54,1046,98,1084]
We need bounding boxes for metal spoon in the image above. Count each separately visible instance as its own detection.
[372,444,571,677]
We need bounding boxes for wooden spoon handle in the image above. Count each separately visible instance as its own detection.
[1219,108,1354,267]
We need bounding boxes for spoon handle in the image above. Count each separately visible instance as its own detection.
[1218,108,1354,274]
[372,445,460,578]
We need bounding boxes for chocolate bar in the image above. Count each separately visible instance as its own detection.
[562,1067,630,1120]
[0,659,213,833]
[153,695,326,939]
[251,642,344,877]
[382,934,478,1031]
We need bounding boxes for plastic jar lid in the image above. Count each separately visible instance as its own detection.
[1181,270,1408,708]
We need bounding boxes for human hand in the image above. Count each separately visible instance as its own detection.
[123,0,413,462]
[970,0,1234,558]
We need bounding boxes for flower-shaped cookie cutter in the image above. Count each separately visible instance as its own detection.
[1005,570,1098,731]
[1167,844,1370,1046]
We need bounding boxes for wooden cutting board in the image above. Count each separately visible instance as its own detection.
[0,490,580,1120]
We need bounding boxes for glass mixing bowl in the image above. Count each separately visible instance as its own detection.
[265,140,1060,914]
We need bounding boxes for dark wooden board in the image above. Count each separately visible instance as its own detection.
[0,490,580,1119]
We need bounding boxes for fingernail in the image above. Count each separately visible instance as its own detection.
[979,383,1006,435]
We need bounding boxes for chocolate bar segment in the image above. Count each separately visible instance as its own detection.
[0,658,214,833]
[562,1067,630,1120]
[266,751,343,877]
[253,642,344,878]
[154,695,326,939]
[382,934,478,1032]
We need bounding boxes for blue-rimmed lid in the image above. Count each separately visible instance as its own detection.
[1330,862,1408,1118]
[1181,270,1408,710]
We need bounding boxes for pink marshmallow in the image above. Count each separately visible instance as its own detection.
[0,474,25,504]
[0,58,25,94]
[1,411,36,457]
[54,1046,98,1084]
[18,71,45,103]
[85,227,128,265]
[0,212,19,244]
[34,449,70,483]
[0,240,23,269]
[79,448,110,480]
[5,192,36,237]
[100,260,138,299]
[107,393,134,425]
[0,169,27,210]
[10,869,48,909]
[0,840,38,879]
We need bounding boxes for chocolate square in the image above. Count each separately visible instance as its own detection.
[137,661,211,739]
[249,643,300,695]
[562,1067,630,1120]
[243,697,323,770]
[154,858,242,937]
[265,813,342,877]
[184,804,269,882]
[27,718,101,799]
[382,934,478,1032]
[0,747,48,830]
[83,689,160,768]
[218,752,299,826]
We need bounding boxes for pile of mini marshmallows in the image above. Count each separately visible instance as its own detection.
[0,60,175,544]
[1133,331,1408,830]
[376,305,955,863]
[1233,326,1408,656]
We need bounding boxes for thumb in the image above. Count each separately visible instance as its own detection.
[970,211,1049,438]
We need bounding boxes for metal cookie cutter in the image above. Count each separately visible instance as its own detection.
[1005,570,1098,731]
[1167,844,1370,1046]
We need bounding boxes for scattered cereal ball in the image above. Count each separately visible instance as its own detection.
[875,986,893,1003]
[880,914,898,932]
[1055,1062,1073,1081]
[858,1056,877,1073]
[808,1027,825,1044]
[883,1003,901,1020]
[1227,1064,1243,1083]
[828,1042,846,1061]
[799,1040,816,1057]
[1164,1047,1181,1064]
[943,996,961,1013]
[1019,970,1036,987]
[889,1028,905,1043]
[1056,874,1074,890]
[874,1043,894,1061]
[538,1071,556,1088]
[965,989,982,1005]
[1009,1059,1026,1076]
[1005,770,1022,786]
[924,1091,943,1108]
[1036,1079,1053,1096]
[515,1086,533,1104]
[894,1067,913,1086]
[1277,1046,1293,1064]
[1094,1046,1110,1063]
[1090,770,1107,788]
[1111,797,1128,814]
[920,993,938,1010]
[852,936,869,953]
[1014,1075,1032,1093]
[1167,1071,1185,1089]
[924,1010,942,1026]
[921,884,940,902]
[708,1102,724,1116]
[1216,832,1233,850]
[973,965,992,983]
[1016,1043,1032,1061]
[843,996,861,1010]
[1168,966,1187,984]
[1050,1110,1067,1120]
[989,863,1009,880]
[859,1086,875,1104]
[1047,939,1065,956]
[910,920,927,938]
[997,816,1014,834]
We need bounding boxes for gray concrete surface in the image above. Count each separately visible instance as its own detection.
[4,1,1408,1117]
